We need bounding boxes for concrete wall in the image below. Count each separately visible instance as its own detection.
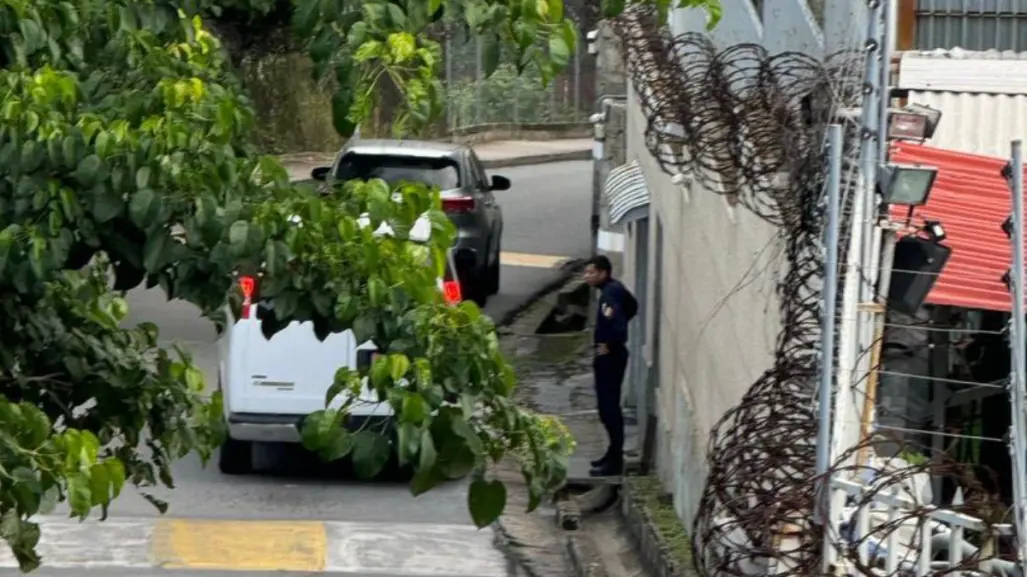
[616,0,872,525]
[624,85,782,525]
[670,0,868,55]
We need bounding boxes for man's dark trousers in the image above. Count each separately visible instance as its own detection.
[594,344,628,468]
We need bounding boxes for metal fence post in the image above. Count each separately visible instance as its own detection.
[815,124,843,532]
[1007,139,1027,566]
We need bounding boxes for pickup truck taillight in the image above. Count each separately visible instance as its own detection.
[238,275,258,319]
[441,196,475,213]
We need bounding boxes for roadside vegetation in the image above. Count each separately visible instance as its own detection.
[0,0,720,570]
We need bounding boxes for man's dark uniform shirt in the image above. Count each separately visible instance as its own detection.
[595,278,630,349]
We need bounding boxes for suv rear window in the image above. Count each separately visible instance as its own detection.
[335,153,461,190]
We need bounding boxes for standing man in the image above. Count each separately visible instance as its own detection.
[582,255,636,477]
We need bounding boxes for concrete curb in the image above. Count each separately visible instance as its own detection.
[482,149,592,169]
[566,534,609,577]
[495,259,586,328]
[491,518,549,577]
[620,478,693,577]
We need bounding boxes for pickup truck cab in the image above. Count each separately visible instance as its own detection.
[215,215,461,474]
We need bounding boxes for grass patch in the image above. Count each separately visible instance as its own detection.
[631,475,692,568]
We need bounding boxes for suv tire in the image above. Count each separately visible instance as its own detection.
[485,245,500,295]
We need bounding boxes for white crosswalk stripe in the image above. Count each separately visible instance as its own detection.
[0,516,508,575]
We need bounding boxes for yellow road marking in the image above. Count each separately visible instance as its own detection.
[153,519,326,572]
[500,251,571,269]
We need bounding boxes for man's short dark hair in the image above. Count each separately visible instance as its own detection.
[587,255,613,274]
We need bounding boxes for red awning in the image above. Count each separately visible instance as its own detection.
[888,142,1024,313]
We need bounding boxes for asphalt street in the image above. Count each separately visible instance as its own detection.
[0,161,592,576]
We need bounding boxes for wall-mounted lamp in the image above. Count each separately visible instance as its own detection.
[887,104,942,141]
[877,162,939,206]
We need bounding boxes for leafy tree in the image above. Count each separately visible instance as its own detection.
[0,0,721,571]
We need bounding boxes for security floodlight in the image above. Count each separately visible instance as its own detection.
[922,219,946,243]
[904,104,942,139]
[877,162,939,206]
[887,104,942,141]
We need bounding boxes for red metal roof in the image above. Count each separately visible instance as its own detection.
[888,142,1021,312]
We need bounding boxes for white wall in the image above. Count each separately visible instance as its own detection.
[620,0,874,527]
[670,0,868,55]
[625,85,782,524]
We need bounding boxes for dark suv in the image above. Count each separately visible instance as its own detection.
[310,139,511,306]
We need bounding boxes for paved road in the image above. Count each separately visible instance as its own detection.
[0,161,592,576]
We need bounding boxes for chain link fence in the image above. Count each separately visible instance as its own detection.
[439,25,595,131]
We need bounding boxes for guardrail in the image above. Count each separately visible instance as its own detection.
[448,122,591,144]
[826,477,1019,576]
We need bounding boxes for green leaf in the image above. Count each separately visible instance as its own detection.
[601,0,626,19]
[388,354,410,381]
[135,166,152,189]
[351,431,390,479]
[330,91,356,138]
[73,155,103,187]
[294,0,322,36]
[228,220,249,255]
[128,188,155,227]
[320,429,354,461]
[482,34,501,77]
[105,460,126,499]
[548,23,572,69]
[142,232,168,273]
[548,0,564,23]
[66,472,91,518]
[467,478,507,528]
[92,187,123,222]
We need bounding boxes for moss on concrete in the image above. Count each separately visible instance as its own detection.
[631,475,692,568]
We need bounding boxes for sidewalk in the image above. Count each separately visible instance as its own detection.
[279,138,593,181]
[491,294,645,577]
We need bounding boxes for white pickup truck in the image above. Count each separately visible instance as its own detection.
[215,216,461,474]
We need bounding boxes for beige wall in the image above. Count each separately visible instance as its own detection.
[623,86,784,524]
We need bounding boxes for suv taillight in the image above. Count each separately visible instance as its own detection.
[442,280,462,304]
[441,197,475,213]
[238,275,258,318]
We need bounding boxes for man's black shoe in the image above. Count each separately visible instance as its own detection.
[590,456,607,467]
[588,462,623,477]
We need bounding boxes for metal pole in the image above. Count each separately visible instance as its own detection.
[1008,139,1027,565]
[475,37,484,124]
[445,17,454,132]
[815,124,844,522]
[878,0,893,164]
[574,30,582,118]
[832,0,883,468]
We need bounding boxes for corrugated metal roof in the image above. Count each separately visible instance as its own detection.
[889,142,1022,312]
[898,48,1027,94]
[907,91,1027,159]
[898,49,1027,158]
